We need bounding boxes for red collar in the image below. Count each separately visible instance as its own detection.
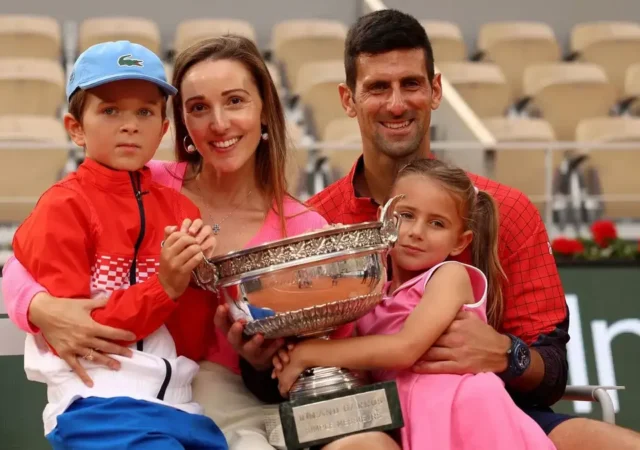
[77,157,153,194]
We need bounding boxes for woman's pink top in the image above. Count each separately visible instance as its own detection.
[2,160,328,375]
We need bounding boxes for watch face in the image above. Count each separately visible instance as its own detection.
[515,345,531,369]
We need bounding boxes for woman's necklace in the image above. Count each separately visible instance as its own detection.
[195,177,253,235]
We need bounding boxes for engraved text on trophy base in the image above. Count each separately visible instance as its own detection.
[292,389,392,444]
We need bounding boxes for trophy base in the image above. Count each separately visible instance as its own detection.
[266,378,404,450]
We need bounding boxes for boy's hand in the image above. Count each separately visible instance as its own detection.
[180,218,217,259]
[272,343,307,397]
[159,223,206,300]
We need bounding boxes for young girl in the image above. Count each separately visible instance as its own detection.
[272,158,557,450]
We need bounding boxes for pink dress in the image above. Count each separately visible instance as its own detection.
[357,261,556,450]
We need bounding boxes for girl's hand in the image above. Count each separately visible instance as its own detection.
[272,343,306,397]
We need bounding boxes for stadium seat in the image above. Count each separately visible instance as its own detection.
[0,14,61,60]
[420,21,467,62]
[476,21,561,99]
[522,63,616,140]
[285,120,308,197]
[78,17,162,55]
[265,61,284,97]
[0,115,69,223]
[570,21,640,97]
[0,58,65,117]
[174,19,257,54]
[271,19,347,93]
[438,62,511,118]
[483,117,557,212]
[297,60,346,139]
[614,62,640,116]
[575,116,640,219]
[323,117,362,178]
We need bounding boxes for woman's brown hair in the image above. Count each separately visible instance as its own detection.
[171,35,289,235]
[396,158,507,329]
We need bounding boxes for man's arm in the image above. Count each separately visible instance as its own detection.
[498,196,569,405]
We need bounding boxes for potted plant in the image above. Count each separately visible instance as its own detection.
[551,220,640,265]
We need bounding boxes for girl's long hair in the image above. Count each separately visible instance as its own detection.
[396,159,506,329]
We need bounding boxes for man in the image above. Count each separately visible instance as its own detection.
[219,9,640,450]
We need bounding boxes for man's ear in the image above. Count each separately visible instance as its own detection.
[338,83,357,118]
[450,230,473,256]
[63,113,86,148]
[430,73,443,111]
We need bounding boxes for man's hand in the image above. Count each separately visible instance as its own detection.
[214,303,284,371]
[412,310,511,375]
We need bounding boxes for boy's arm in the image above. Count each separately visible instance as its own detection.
[290,264,473,371]
[12,186,178,346]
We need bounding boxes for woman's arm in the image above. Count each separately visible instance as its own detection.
[275,264,475,393]
[2,255,46,333]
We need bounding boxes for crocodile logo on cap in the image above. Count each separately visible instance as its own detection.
[118,54,144,67]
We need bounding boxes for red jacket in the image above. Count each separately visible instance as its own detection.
[12,158,215,362]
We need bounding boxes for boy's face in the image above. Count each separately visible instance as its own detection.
[65,79,169,171]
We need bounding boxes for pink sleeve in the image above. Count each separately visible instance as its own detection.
[2,255,45,333]
[283,201,328,236]
[146,160,186,191]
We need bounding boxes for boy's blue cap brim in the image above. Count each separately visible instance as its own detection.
[73,71,178,98]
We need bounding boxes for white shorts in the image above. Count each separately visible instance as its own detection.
[192,361,276,450]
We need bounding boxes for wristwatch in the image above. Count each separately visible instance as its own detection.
[498,333,531,382]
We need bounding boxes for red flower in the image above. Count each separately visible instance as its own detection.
[551,238,585,255]
[591,220,617,248]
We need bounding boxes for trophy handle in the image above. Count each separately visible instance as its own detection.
[191,257,219,292]
[379,194,404,246]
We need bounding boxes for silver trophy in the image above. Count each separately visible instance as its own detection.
[192,195,405,449]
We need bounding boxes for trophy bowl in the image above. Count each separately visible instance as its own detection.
[191,195,405,448]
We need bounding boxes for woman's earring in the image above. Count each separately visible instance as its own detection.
[261,125,269,141]
[183,135,197,153]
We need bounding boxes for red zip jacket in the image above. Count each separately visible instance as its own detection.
[12,158,215,362]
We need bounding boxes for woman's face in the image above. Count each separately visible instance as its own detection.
[180,58,264,174]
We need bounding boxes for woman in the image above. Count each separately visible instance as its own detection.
[3,35,399,450]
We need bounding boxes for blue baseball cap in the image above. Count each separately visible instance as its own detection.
[66,40,177,101]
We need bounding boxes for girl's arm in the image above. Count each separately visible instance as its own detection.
[275,263,476,391]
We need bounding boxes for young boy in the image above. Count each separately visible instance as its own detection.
[11,40,227,449]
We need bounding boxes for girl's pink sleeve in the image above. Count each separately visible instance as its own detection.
[2,255,45,333]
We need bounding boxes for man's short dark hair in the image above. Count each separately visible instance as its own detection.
[345,9,435,91]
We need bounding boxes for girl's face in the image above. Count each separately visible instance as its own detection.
[390,174,472,274]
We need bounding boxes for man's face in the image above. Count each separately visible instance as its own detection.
[340,48,442,160]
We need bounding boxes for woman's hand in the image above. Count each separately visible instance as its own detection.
[213,303,284,371]
[28,293,136,387]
